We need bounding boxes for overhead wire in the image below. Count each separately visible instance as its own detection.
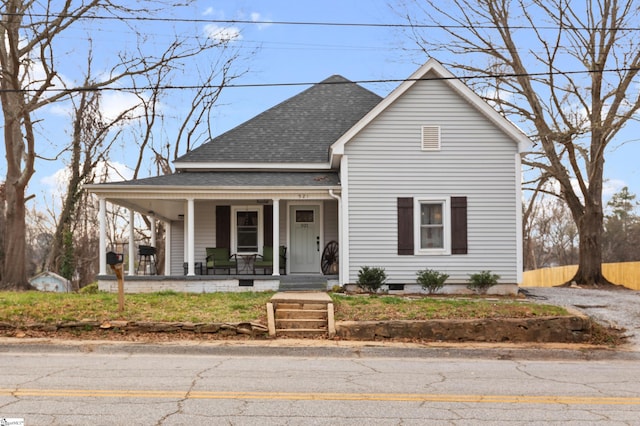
[2,66,638,94]
[3,11,640,31]
[2,11,639,94]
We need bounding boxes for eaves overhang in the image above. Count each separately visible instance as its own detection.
[172,161,333,171]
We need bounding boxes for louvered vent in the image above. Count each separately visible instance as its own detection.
[421,126,441,151]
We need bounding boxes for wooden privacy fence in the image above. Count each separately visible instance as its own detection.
[522,262,640,291]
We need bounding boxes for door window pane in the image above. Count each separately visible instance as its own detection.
[296,210,314,223]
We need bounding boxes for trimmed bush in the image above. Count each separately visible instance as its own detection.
[416,269,449,294]
[467,270,500,294]
[356,266,387,293]
[79,282,100,294]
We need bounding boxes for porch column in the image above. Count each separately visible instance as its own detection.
[150,218,156,247]
[186,198,195,276]
[164,220,171,275]
[272,199,280,276]
[340,155,350,286]
[128,210,135,275]
[329,189,342,285]
[99,197,106,275]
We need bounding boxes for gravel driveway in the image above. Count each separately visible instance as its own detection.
[522,286,640,350]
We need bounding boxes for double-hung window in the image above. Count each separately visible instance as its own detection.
[232,206,263,253]
[415,198,450,255]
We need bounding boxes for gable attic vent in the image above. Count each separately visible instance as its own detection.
[421,126,441,151]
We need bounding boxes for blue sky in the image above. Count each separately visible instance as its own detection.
[12,0,640,211]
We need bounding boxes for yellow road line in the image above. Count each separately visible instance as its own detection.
[0,389,639,405]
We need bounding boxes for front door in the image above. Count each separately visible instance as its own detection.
[289,205,321,273]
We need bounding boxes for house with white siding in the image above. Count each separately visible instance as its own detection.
[87,58,531,294]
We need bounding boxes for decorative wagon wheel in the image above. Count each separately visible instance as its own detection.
[321,240,339,275]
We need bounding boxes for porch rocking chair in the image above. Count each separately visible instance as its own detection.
[254,245,287,275]
[205,247,237,275]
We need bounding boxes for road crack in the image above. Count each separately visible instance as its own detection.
[154,366,212,425]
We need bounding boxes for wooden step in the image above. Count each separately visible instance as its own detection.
[276,302,328,310]
[267,293,335,338]
[276,309,328,320]
[276,318,328,329]
[276,328,328,338]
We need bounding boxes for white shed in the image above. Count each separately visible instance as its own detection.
[29,271,71,293]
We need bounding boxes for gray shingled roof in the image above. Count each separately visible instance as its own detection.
[176,75,383,164]
[102,171,340,187]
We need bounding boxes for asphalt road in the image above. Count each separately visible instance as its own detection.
[1,346,639,425]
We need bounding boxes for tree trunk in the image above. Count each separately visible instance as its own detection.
[0,183,5,283]
[565,135,613,287]
[1,102,33,290]
[2,180,32,290]
[568,202,611,286]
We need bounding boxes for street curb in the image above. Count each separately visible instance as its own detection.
[1,338,638,361]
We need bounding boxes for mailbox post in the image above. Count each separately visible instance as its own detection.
[106,251,124,312]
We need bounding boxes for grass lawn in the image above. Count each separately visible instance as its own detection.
[0,290,568,325]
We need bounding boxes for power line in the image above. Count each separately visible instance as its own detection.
[3,66,638,94]
[4,12,640,32]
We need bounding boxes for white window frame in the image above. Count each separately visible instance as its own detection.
[231,205,264,255]
[414,197,450,255]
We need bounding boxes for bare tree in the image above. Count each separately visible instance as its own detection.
[0,1,241,289]
[603,187,640,262]
[524,192,579,269]
[45,60,137,277]
[402,0,640,286]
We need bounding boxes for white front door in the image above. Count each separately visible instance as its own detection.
[289,205,321,273]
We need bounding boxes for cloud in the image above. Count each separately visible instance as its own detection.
[41,167,71,195]
[603,178,627,199]
[99,91,144,122]
[204,24,242,42]
[250,12,272,30]
[45,89,148,127]
[202,7,216,16]
[41,161,134,195]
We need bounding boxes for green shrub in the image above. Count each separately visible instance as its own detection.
[467,270,500,294]
[416,269,449,294]
[356,266,387,293]
[78,282,100,294]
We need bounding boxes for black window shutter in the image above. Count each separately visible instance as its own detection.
[216,205,231,249]
[263,205,273,247]
[397,197,414,255]
[451,196,468,255]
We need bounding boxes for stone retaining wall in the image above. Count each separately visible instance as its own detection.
[335,316,593,343]
[1,316,593,343]
[0,320,268,337]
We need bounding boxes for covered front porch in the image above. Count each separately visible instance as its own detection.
[87,172,345,291]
